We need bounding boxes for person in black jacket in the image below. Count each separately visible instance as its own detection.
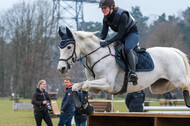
[125,90,145,112]
[31,80,53,126]
[99,0,139,85]
[74,90,87,126]
[58,77,75,126]
[163,92,173,106]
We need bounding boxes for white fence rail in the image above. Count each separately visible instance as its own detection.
[144,106,190,111]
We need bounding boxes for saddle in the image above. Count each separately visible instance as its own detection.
[114,42,154,72]
[113,42,154,95]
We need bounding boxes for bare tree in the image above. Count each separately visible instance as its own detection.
[2,0,58,97]
[145,22,184,50]
[0,22,5,96]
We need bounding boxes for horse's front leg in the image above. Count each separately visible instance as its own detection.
[81,78,113,115]
[72,81,94,115]
[72,82,85,108]
[82,78,113,94]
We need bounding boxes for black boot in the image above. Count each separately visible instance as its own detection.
[126,49,138,85]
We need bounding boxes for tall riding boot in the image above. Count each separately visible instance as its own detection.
[126,49,138,85]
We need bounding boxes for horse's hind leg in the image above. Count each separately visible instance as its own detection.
[183,87,190,107]
[183,77,190,107]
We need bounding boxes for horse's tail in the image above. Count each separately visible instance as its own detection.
[172,48,190,76]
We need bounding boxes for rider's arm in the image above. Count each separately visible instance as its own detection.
[99,18,109,40]
[107,13,128,43]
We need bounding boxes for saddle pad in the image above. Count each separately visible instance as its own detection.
[115,51,154,72]
[136,52,154,72]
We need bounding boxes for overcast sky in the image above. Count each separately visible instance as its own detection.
[84,0,190,24]
[0,0,190,24]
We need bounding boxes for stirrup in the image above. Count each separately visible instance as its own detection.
[129,72,138,85]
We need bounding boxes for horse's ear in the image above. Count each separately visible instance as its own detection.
[66,27,74,39]
[59,27,64,38]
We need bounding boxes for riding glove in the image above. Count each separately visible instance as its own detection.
[100,41,109,47]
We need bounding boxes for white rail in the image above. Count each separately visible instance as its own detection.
[144,106,190,111]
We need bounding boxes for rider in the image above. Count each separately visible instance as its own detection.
[99,0,139,85]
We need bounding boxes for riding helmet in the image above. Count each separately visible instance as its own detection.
[99,0,115,7]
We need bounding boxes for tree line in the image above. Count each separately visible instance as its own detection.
[0,0,189,98]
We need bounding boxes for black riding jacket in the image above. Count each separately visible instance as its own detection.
[125,90,145,112]
[99,7,138,44]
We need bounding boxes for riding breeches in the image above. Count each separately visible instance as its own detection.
[120,32,139,53]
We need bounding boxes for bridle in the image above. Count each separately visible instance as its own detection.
[59,39,77,69]
[59,38,113,78]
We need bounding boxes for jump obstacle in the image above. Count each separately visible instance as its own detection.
[87,112,190,126]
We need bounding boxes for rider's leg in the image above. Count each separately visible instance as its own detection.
[126,49,138,83]
[124,32,139,85]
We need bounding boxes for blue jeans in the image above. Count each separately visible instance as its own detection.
[120,32,139,53]
[76,121,86,126]
[58,112,74,126]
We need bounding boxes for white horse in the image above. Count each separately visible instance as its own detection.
[57,27,190,110]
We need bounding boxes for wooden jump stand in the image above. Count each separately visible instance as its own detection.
[87,112,190,126]
[87,99,190,126]
[89,100,112,112]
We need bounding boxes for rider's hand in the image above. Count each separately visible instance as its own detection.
[100,41,109,47]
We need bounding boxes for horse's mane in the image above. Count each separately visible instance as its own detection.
[72,30,101,44]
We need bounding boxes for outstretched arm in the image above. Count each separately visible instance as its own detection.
[99,18,109,40]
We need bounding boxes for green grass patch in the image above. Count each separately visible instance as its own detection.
[113,101,129,112]
[0,97,60,126]
[0,97,166,126]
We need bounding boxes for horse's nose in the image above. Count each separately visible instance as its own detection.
[61,67,65,73]
[59,67,65,73]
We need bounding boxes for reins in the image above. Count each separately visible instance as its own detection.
[59,38,113,79]
[76,46,112,79]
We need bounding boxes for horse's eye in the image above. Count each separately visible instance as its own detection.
[67,46,71,49]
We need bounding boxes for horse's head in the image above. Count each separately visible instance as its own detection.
[57,27,80,74]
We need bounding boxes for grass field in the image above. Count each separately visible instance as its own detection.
[0,97,161,126]
[0,97,60,126]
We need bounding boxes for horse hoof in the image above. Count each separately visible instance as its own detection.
[79,104,94,115]
[85,104,94,115]
[183,90,190,107]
